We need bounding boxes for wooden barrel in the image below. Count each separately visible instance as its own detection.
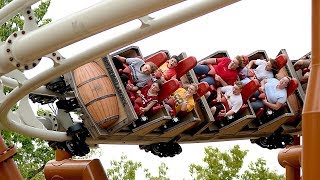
[73,62,119,129]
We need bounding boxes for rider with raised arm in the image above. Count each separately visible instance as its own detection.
[193,55,245,87]
[115,55,158,91]
[240,58,278,85]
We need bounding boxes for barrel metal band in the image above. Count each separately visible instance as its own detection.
[85,94,116,107]
[77,75,108,88]
[96,115,119,127]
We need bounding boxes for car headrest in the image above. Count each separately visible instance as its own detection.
[194,82,210,100]
[275,54,288,70]
[241,79,260,102]
[287,78,299,97]
[145,51,168,67]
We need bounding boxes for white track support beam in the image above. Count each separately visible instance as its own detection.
[0,0,39,26]
[1,76,71,97]
[0,0,183,74]
[0,0,240,141]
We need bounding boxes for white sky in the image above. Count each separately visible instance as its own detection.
[39,0,310,179]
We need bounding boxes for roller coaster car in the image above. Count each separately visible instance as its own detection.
[249,79,299,136]
[208,79,259,136]
[246,51,304,149]
[159,61,209,136]
[58,46,304,153]
[109,48,181,134]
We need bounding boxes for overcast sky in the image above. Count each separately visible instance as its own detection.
[37,0,310,179]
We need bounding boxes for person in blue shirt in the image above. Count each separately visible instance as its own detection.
[251,76,291,111]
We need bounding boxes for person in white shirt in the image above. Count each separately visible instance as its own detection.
[210,81,244,117]
[240,58,278,85]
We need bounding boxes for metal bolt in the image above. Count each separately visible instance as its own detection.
[25,66,29,70]
[57,57,61,60]
[8,39,11,43]
[29,16,33,20]
[27,10,31,14]
[32,63,37,67]
[13,33,17,37]
[52,53,56,56]
[9,57,13,61]
[6,49,10,52]
[22,31,25,34]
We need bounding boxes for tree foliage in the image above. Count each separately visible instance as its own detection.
[1,130,54,179]
[189,145,284,180]
[189,145,247,180]
[106,154,170,180]
[106,146,284,180]
[106,154,142,180]
[0,1,52,179]
[241,158,285,180]
[144,162,170,180]
[0,0,51,41]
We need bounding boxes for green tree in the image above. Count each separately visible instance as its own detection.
[189,145,284,180]
[0,0,51,41]
[241,158,285,180]
[144,162,170,180]
[106,154,170,180]
[189,145,247,180]
[1,0,52,179]
[106,154,142,180]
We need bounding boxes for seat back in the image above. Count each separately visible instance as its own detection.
[242,55,249,66]
[241,79,260,102]
[145,51,168,68]
[175,56,197,79]
[158,79,180,102]
[194,82,210,101]
[121,65,133,84]
[275,54,288,70]
[220,96,230,112]
[287,78,299,97]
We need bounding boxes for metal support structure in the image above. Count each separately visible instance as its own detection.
[278,145,301,180]
[44,149,108,179]
[0,0,241,141]
[302,0,320,179]
[0,0,184,75]
[0,135,23,180]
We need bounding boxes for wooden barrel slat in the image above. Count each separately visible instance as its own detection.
[74,62,119,129]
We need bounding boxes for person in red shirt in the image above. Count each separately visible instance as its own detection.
[155,55,179,81]
[193,55,246,87]
[133,80,163,117]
